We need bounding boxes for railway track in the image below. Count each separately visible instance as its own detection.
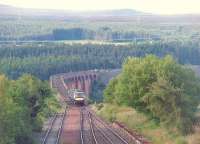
[81,107,99,144]
[92,113,129,144]
[41,106,67,144]
[50,74,149,144]
[80,107,131,144]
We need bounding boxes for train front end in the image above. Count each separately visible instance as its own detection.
[73,91,85,105]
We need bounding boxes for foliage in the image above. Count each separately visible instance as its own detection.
[0,19,200,41]
[175,137,188,144]
[52,27,158,41]
[0,20,161,41]
[1,40,200,80]
[53,28,88,40]
[90,80,106,102]
[0,74,59,144]
[104,55,200,134]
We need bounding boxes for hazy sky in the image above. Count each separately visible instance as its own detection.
[1,0,200,14]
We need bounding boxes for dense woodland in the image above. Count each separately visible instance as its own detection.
[0,20,158,41]
[1,40,200,80]
[0,19,200,41]
[104,55,200,134]
[52,28,160,41]
[0,74,60,144]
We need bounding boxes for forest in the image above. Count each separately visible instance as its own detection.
[0,19,200,41]
[0,20,158,41]
[52,27,159,41]
[0,74,60,144]
[1,40,200,80]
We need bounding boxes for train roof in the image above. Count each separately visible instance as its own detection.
[70,89,84,93]
[75,91,84,93]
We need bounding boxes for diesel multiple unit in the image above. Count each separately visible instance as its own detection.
[69,89,86,105]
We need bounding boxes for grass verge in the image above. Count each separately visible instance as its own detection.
[92,103,200,144]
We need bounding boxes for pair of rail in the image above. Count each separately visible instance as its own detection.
[41,106,67,144]
[80,107,129,144]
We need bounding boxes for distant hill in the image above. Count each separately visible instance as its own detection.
[0,4,19,15]
[79,9,145,17]
[0,4,72,18]
[1,4,200,23]
[0,4,145,19]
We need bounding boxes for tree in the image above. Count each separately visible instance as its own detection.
[0,74,60,144]
[104,55,200,134]
[0,75,31,144]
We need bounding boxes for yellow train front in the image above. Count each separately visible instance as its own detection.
[73,90,86,105]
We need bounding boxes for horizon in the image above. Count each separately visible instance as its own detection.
[1,0,200,15]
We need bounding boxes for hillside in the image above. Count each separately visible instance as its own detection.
[1,4,200,23]
[0,4,144,20]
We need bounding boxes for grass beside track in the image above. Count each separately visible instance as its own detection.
[92,104,200,144]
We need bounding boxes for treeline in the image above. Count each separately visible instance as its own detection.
[1,40,200,80]
[0,74,60,144]
[104,55,200,134]
[0,19,159,41]
[52,27,160,41]
[1,19,198,41]
[0,27,159,41]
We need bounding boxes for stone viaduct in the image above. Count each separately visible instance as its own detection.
[51,70,98,97]
[61,70,98,96]
[50,69,120,98]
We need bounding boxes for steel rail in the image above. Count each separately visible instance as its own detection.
[41,106,67,144]
[90,111,129,144]
[41,114,58,144]
[88,111,99,144]
[88,110,115,144]
[56,105,67,144]
[80,107,84,144]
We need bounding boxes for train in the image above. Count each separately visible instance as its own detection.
[69,89,86,105]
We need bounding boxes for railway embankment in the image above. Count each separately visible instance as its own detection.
[93,104,200,144]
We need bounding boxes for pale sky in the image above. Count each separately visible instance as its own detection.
[1,0,200,14]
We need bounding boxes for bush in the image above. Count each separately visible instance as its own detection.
[175,137,188,144]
